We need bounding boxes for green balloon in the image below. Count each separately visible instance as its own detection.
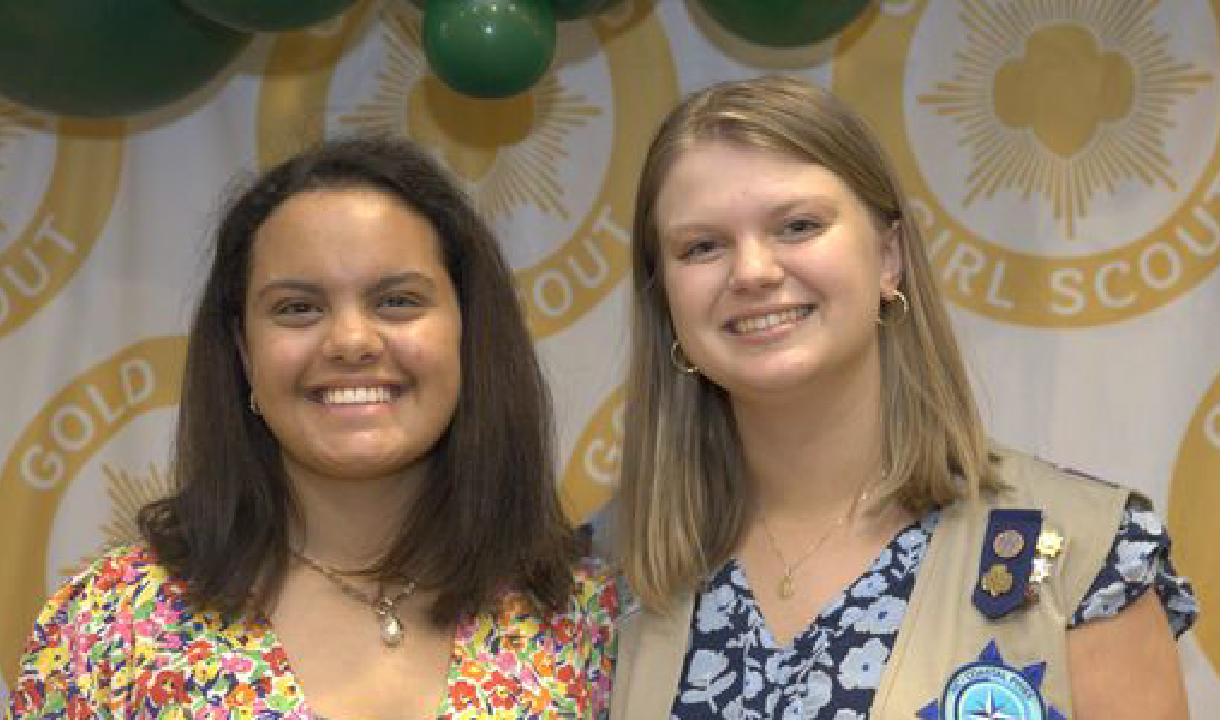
[0,0,250,118]
[424,0,556,98]
[180,0,356,32]
[695,0,870,48]
[552,0,619,21]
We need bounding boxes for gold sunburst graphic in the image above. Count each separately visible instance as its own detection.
[58,462,174,579]
[918,0,1212,238]
[338,9,602,224]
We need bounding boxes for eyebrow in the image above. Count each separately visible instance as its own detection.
[254,271,436,300]
[661,197,839,237]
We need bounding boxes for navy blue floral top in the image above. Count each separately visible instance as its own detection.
[669,497,1198,720]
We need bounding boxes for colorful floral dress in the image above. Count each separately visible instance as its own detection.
[6,545,617,718]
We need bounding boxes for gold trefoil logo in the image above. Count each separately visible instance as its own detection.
[918,0,1210,239]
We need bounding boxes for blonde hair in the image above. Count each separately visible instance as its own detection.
[619,75,999,613]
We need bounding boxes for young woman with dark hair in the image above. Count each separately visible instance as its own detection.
[8,137,616,718]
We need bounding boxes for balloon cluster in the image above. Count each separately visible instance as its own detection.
[0,0,620,119]
[0,0,356,118]
[0,0,867,119]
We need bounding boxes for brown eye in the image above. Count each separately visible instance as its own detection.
[272,300,321,324]
[380,293,423,309]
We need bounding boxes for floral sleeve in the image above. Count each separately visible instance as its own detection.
[576,558,619,720]
[5,548,135,718]
[1069,495,1199,635]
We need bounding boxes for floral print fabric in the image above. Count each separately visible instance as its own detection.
[670,498,1198,720]
[6,545,617,719]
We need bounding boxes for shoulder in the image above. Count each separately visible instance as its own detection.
[42,543,175,617]
[987,445,1132,519]
[8,544,179,715]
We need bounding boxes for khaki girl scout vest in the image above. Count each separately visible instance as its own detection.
[610,448,1130,719]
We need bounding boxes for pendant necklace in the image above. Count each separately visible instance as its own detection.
[292,551,416,647]
[760,478,876,600]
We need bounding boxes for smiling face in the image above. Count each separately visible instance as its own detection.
[240,188,462,486]
[656,141,901,402]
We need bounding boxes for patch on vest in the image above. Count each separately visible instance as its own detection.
[918,640,1066,720]
[974,509,1043,618]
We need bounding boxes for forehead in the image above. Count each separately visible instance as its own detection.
[249,188,445,277]
[654,141,861,229]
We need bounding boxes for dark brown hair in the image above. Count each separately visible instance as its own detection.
[140,136,578,624]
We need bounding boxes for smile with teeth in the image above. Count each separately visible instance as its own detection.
[728,305,814,334]
[318,386,398,405]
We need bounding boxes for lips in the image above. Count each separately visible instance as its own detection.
[726,305,815,335]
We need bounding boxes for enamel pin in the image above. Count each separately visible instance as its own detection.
[918,641,1066,720]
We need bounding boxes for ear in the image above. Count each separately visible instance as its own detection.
[880,221,904,295]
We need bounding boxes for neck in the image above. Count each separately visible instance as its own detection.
[286,462,424,570]
[732,354,884,524]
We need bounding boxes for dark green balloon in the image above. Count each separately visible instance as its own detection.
[695,0,870,47]
[552,0,619,21]
[424,0,556,98]
[180,0,356,32]
[0,0,250,118]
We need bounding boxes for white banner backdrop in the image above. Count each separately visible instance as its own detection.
[1,0,1217,714]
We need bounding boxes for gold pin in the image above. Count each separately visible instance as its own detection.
[981,563,1014,597]
[993,529,1025,559]
[1036,530,1064,558]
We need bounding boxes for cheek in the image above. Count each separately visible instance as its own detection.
[662,268,708,327]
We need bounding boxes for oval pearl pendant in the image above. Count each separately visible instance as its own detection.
[380,612,404,647]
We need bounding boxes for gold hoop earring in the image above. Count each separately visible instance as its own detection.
[670,340,699,374]
[249,391,262,416]
[878,289,909,326]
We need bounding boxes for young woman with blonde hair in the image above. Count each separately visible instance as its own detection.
[612,75,1196,720]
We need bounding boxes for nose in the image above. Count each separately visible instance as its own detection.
[729,236,783,292]
[323,308,382,364]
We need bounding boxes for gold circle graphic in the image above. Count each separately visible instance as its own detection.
[834,0,1220,326]
[255,0,679,338]
[0,119,124,339]
[0,335,186,687]
[1169,369,1220,674]
[561,385,624,524]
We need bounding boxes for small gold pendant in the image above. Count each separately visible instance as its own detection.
[779,572,796,599]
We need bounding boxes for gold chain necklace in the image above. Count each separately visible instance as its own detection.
[760,480,875,600]
[292,551,417,647]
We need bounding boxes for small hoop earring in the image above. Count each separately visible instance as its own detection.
[670,340,699,374]
[249,391,262,416]
[878,289,910,326]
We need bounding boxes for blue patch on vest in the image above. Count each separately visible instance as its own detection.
[918,640,1066,720]
[973,509,1042,619]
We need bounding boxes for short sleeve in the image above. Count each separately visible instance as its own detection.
[1068,495,1199,636]
[5,548,137,718]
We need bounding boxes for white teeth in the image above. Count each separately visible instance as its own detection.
[731,306,812,334]
[321,387,393,405]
